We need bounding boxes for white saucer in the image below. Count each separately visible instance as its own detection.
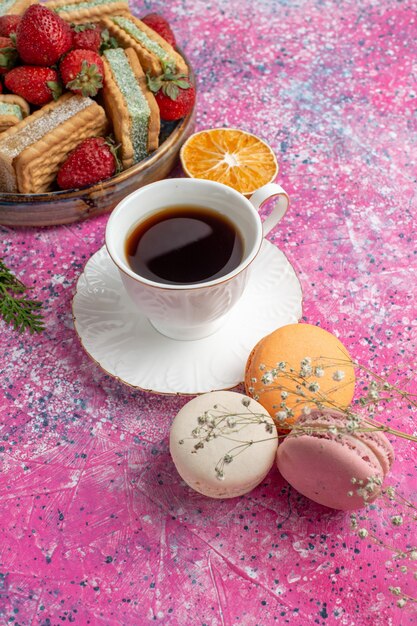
[72,241,303,395]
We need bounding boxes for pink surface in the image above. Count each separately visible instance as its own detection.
[1,0,417,624]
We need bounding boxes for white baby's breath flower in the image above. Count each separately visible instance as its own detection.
[397,598,407,609]
[409,550,417,561]
[391,515,403,526]
[314,367,325,378]
[302,406,312,415]
[332,370,345,381]
[261,372,273,385]
[300,364,312,377]
[308,382,320,393]
[275,411,288,422]
[281,391,288,399]
[358,528,368,538]
[389,586,402,596]
[215,469,225,481]
[385,487,395,500]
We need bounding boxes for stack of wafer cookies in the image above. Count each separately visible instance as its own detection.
[44,0,129,24]
[0,0,193,193]
[102,14,188,75]
[0,94,107,192]
[102,47,160,169]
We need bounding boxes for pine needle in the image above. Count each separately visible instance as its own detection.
[0,259,44,334]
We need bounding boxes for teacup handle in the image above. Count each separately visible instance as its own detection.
[249,183,289,236]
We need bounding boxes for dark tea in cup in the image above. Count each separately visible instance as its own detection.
[125,205,244,285]
[106,177,288,339]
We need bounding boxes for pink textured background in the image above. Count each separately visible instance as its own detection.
[1,0,417,624]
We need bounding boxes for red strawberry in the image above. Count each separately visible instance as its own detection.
[147,67,195,121]
[0,36,18,75]
[59,49,104,97]
[5,66,62,106]
[0,15,21,38]
[56,137,118,190]
[16,5,72,66]
[71,23,101,52]
[155,87,195,121]
[141,13,176,48]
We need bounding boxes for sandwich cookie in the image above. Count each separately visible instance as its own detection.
[44,0,129,23]
[169,391,278,499]
[245,323,356,429]
[276,408,395,510]
[102,47,159,169]
[101,14,188,76]
[0,95,29,132]
[0,0,35,16]
[0,93,107,193]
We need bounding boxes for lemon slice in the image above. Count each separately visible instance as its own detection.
[180,128,279,196]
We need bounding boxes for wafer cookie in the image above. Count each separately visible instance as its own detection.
[0,93,108,193]
[102,47,159,169]
[44,0,129,24]
[0,95,29,132]
[0,0,35,15]
[101,14,188,76]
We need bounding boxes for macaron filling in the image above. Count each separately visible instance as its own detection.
[103,48,151,163]
[0,103,23,120]
[111,15,173,65]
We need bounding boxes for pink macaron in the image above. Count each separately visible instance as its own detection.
[276,408,395,510]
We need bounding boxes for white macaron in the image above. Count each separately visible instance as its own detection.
[169,391,278,498]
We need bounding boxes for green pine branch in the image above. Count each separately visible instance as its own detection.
[0,259,45,334]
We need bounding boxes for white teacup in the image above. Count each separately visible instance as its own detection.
[105,178,289,340]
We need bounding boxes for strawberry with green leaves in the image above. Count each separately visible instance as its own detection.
[141,13,176,47]
[56,137,119,190]
[59,49,104,97]
[147,64,195,121]
[0,36,18,75]
[5,66,62,106]
[16,5,72,66]
[71,23,101,52]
